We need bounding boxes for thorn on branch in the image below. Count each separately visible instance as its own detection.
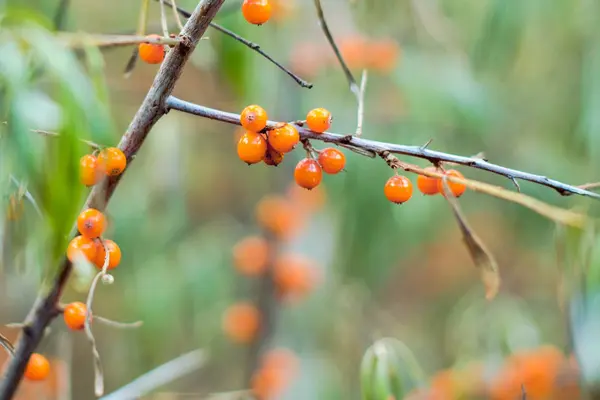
[509,176,521,192]
[421,138,433,150]
[0,333,15,357]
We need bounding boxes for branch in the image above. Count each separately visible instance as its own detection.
[56,33,182,48]
[0,1,225,398]
[159,0,313,88]
[165,96,595,227]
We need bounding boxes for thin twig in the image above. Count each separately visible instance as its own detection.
[124,0,151,78]
[159,0,171,38]
[158,0,313,88]
[169,0,185,31]
[30,128,103,149]
[313,0,359,97]
[56,33,182,48]
[355,69,368,136]
[165,96,600,207]
[0,333,15,357]
[0,2,225,398]
[94,316,143,329]
[9,175,43,218]
[100,349,207,400]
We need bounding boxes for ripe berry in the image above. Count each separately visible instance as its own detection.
[241,0,272,25]
[273,254,319,300]
[263,147,284,166]
[417,167,441,195]
[241,105,268,132]
[98,147,127,177]
[138,34,165,64]
[94,239,122,270]
[256,195,303,239]
[67,235,98,263]
[237,131,267,164]
[306,108,332,133]
[63,302,88,331]
[24,353,50,381]
[222,302,260,344]
[80,154,102,186]
[317,148,345,174]
[233,236,270,276]
[437,169,467,198]
[268,124,299,153]
[77,208,106,239]
[252,349,298,400]
[384,175,413,204]
[294,158,322,190]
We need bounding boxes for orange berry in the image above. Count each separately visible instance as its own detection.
[437,169,466,198]
[255,195,303,239]
[268,124,299,153]
[241,0,272,25]
[63,302,88,331]
[237,131,268,164]
[306,108,332,133]
[317,148,345,174]
[263,146,284,166]
[241,105,268,132]
[67,235,98,263]
[98,147,126,177]
[384,175,413,204]
[222,302,261,344]
[93,239,122,270]
[233,236,270,276]
[79,154,102,186]
[252,348,298,400]
[367,38,400,73]
[77,208,106,239]
[416,167,441,195]
[24,353,50,381]
[138,34,165,64]
[273,254,319,300]
[262,348,299,376]
[294,158,322,190]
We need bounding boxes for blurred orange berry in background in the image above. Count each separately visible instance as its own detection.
[286,183,326,214]
[273,253,319,301]
[222,302,261,344]
[233,235,270,276]
[255,195,303,239]
[252,348,299,400]
[367,38,401,73]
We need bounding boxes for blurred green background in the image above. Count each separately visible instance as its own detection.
[1,0,600,399]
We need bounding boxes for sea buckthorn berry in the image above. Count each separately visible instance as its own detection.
[67,235,98,263]
[241,0,272,25]
[268,124,299,153]
[252,348,299,400]
[222,302,260,344]
[274,254,319,300]
[233,236,270,276]
[317,148,345,174]
[237,131,268,164]
[24,353,50,381]
[63,302,88,331]
[256,195,303,239]
[287,184,327,214]
[241,105,268,132]
[138,34,165,64]
[437,169,467,198]
[80,154,102,186]
[77,208,106,239]
[98,147,126,177]
[94,239,122,270]
[306,108,332,133]
[416,167,441,195]
[384,175,413,204]
[294,158,322,190]
[263,147,284,166]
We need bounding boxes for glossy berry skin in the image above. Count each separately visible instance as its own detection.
[317,148,345,174]
[238,131,268,164]
[77,208,107,239]
[94,239,122,270]
[268,124,299,153]
[24,353,50,381]
[263,147,284,166]
[80,154,102,186]
[437,169,467,198]
[384,175,413,204]
[294,158,322,190]
[241,0,272,25]
[63,302,88,330]
[416,167,441,195]
[240,105,268,132]
[98,147,127,177]
[67,235,98,263]
[138,34,165,64]
[306,108,332,133]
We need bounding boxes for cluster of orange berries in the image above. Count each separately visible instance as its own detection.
[406,346,581,400]
[237,105,345,190]
[79,147,127,187]
[384,168,467,205]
